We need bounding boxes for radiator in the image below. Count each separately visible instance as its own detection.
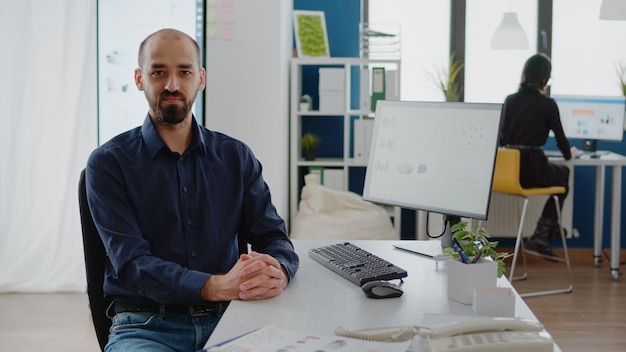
[416,193,575,240]
[482,193,575,239]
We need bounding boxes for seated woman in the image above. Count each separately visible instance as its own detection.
[499,53,580,257]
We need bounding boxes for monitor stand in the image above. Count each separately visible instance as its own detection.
[582,139,597,152]
[440,215,460,249]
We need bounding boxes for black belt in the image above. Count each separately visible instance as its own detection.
[505,144,541,150]
[113,301,226,317]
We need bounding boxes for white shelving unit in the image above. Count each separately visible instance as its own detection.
[289,57,402,234]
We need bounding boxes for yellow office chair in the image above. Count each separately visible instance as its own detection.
[492,148,573,297]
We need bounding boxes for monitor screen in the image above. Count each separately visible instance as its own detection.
[362,100,503,220]
[552,95,626,143]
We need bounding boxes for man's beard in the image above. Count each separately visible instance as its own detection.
[151,92,193,125]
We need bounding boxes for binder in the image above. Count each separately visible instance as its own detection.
[371,67,386,111]
[323,168,344,191]
[307,166,324,185]
[354,118,374,164]
[360,68,371,113]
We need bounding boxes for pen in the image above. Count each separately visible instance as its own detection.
[471,248,482,263]
[472,242,483,264]
[452,239,471,264]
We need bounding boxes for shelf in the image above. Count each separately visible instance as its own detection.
[289,57,401,235]
[297,110,375,117]
[297,158,344,166]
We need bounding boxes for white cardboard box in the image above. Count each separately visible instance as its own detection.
[319,91,345,112]
[473,287,515,317]
[318,68,345,91]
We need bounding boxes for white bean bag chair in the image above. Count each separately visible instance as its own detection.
[291,174,397,240]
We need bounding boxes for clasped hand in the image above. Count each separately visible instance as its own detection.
[202,251,288,301]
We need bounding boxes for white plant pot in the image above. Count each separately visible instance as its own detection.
[447,258,497,304]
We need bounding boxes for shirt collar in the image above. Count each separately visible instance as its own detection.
[141,114,207,159]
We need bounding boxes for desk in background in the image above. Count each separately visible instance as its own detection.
[205,239,560,351]
[549,151,626,280]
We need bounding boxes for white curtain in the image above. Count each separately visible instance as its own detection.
[0,0,97,292]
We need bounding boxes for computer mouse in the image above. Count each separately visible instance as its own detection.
[361,280,403,299]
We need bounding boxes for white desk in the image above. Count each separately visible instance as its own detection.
[550,151,626,280]
[205,239,560,351]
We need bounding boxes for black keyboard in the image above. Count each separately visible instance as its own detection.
[308,242,408,286]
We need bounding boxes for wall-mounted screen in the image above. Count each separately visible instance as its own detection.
[363,100,502,221]
[97,0,204,145]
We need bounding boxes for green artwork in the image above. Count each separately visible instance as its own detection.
[294,11,329,57]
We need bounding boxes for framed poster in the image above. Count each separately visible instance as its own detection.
[293,10,330,58]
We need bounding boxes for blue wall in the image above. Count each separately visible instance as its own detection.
[294,0,360,58]
[542,134,626,249]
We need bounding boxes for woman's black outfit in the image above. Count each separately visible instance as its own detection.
[499,86,572,256]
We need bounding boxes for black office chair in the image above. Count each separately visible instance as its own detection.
[79,169,250,351]
[78,169,111,351]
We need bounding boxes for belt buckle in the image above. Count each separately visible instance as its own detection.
[188,304,217,317]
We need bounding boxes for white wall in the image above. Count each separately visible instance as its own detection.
[204,0,292,222]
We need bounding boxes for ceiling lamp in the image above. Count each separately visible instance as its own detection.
[490,12,529,50]
[599,0,626,20]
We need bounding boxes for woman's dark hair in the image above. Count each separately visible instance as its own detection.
[519,53,551,91]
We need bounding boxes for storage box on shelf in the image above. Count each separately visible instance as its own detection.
[289,57,401,234]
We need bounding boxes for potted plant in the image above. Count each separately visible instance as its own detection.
[444,221,511,278]
[427,52,465,102]
[615,61,626,96]
[300,133,320,161]
[299,94,312,111]
[443,221,512,304]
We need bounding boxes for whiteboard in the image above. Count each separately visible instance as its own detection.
[97,0,204,145]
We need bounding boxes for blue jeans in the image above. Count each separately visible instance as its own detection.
[105,308,225,352]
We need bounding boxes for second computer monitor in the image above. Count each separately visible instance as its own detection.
[362,100,503,221]
[552,95,626,151]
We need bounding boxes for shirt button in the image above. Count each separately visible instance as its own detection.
[183,186,188,192]
[191,252,197,257]
[187,219,192,225]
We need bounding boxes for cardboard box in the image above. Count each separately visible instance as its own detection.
[473,287,515,317]
[319,91,345,112]
[318,68,345,91]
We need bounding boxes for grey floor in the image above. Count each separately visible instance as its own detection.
[0,292,99,351]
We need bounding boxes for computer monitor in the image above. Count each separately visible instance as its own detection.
[552,95,626,152]
[362,100,503,247]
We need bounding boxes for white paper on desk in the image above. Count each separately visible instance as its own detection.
[204,325,411,352]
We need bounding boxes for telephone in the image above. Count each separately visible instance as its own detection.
[428,316,544,338]
[335,316,553,351]
[427,317,553,352]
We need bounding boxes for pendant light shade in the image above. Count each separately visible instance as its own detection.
[490,12,529,50]
[600,0,626,20]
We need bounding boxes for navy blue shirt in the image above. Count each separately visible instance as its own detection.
[86,115,299,306]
